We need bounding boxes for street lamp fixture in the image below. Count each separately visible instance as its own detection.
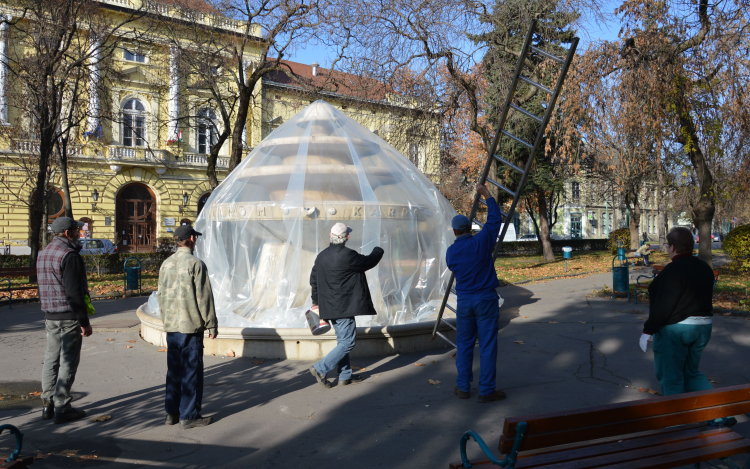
[91,189,99,211]
[179,192,189,214]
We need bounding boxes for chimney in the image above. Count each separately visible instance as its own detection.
[311,62,319,77]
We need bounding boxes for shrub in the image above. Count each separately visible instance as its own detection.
[723,224,750,270]
[608,228,631,253]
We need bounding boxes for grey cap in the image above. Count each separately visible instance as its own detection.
[174,224,202,241]
[50,217,84,233]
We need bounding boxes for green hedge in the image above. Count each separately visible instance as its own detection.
[723,224,750,270]
[608,228,631,253]
[498,238,609,255]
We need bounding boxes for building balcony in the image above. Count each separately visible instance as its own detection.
[106,145,167,163]
[183,153,230,168]
[13,140,84,156]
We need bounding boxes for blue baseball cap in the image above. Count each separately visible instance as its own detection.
[451,215,471,230]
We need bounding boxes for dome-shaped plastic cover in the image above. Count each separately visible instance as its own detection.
[194,100,458,328]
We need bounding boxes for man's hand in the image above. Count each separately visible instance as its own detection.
[476,183,491,199]
[81,325,93,337]
[209,334,216,339]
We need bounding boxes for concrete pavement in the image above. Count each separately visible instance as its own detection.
[1,270,750,468]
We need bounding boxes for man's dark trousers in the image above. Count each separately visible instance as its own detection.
[455,291,499,396]
[165,332,204,420]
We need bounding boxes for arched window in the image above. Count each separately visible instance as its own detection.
[571,182,580,201]
[122,99,146,147]
[197,108,217,154]
[197,192,211,215]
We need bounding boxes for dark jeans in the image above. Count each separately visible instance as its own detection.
[653,323,713,396]
[165,332,204,420]
[455,292,499,396]
[314,318,356,381]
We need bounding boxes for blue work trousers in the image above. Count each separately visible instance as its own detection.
[455,292,499,396]
[653,323,713,396]
[165,332,204,421]
[314,318,356,381]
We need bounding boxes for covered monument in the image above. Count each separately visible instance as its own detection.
[192,100,457,328]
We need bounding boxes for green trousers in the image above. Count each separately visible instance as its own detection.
[653,323,713,396]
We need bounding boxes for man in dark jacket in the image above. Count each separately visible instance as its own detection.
[309,222,384,388]
[641,226,715,396]
[38,217,92,424]
[446,183,506,403]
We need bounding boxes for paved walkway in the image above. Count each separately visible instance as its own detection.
[1,272,749,468]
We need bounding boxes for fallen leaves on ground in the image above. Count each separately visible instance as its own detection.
[106,338,115,341]
[62,449,79,456]
[126,345,133,349]
[637,387,661,395]
[92,414,112,422]
[428,379,441,385]
[127,340,137,343]
[414,362,427,366]
[252,359,264,364]
[75,455,98,462]
[0,396,5,400]
[513,340,524,345]
[451,353,456,359]
[157,348,167,352]
[28,391,42,396]
[708,377,719,385]
[226,350,236,357]
[579,321,587,324]
[352,366,366,371]
[549,321,559,324]
[523,316,530,318]
[35,453,51,460]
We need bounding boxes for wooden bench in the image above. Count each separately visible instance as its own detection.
[634,265,719,304]
[450,384,750,469]
[0,267,37,309]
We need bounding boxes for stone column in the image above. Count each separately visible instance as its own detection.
[87,35,101,135]
[168,45,180,142]
[0,16,10,124]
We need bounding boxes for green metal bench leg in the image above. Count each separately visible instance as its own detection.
[0,424,23,462]
[459,422,527,468]
[1,277,11,309]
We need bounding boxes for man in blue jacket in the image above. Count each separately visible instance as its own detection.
[446,183,506,403]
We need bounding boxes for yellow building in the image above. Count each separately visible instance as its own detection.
[0,1,441,254]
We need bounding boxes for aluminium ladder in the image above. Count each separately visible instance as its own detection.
[431,20,579,347]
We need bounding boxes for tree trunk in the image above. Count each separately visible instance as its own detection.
[58,141,74,218]
[28,142,52,282]
[656,155,667,251]
[206,128,231,189]
[629,198,641,249]
[536,188,555,262]
[228,85,253,173]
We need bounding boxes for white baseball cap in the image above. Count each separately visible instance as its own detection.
[331,222,352,237]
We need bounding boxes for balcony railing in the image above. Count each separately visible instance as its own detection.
[135,0,253,35]
[14,140,84,156]
[184,153,229,167]
[106,146,166,162]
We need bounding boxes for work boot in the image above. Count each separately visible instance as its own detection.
[309,366,332,389]
[165,413,179,425]
[180,416,212,429]
[53,407,86,424]
[339,374,362,386]
[454,386,470,399]
[478,390,507,403]
[42,400,54,421]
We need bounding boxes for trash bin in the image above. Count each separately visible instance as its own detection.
[562,246,572,259]
[123,257,141,294]
[612,256,629,300]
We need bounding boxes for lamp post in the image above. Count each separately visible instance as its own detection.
[91,188,98,211]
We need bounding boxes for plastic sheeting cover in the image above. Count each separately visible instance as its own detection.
[193,100,458,328]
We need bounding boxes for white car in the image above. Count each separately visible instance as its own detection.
[78,238,117,255]
[517,234,538,242]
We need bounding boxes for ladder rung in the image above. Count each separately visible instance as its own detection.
[439,316,458,332]
[478,198,486,206]
[494,154,524,173]
[500,210,508,219]
[450,287,457,295]
[519,75,553,94]
[435,331,457,348]
[501,130,533,150]
[477,197,509,219]
[472,218,484,228]
[446,304,456,314]
[486,178,516,198]
[531,45,565,64]
[510,103,543,123]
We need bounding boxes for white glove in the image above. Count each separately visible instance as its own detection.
[639,333,652,352]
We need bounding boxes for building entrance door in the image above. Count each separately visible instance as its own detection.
[571,214,582,239]
[116,183,156,253]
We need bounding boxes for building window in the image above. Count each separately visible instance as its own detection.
[197,192,211,215]
[124,49,146,63]
[408,143,421,167]
[197,108,217,155]
[122,99,146,147]
[571,182,580,201]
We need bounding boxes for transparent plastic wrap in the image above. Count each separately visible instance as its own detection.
[193,100,458,328]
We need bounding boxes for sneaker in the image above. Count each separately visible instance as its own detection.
[339,374,363,386]
[478,390,507,403]
[309,366,332,389]
[165,413,179,425]
[42,400,54,421]
[454,386,470,399]
[53,407,86,424]
[180,416,212,429]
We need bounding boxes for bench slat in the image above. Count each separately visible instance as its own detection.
[514,426,731,467]
[527,430,746,468]
[596,437,750,469]
[500,385,750,453]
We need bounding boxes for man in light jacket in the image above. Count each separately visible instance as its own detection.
[309,222,384,388]
[158,225,218,429]
[38,217,92,424]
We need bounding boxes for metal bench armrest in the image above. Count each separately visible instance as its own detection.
[0,424,24,462]
[459,422,527,469]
